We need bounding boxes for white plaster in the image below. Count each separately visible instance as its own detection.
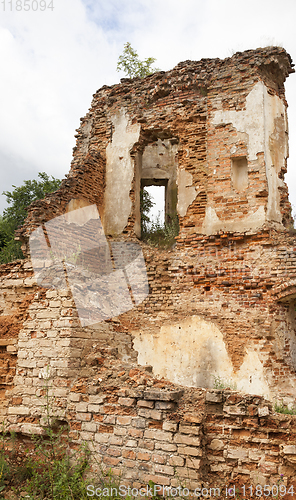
[263,87,288,222]
[133,316,233,387]
[235,350,271,398]
[142,139,178,172]
[177,169,197,217]
[133,316,272,397]
[64,202,101,227]
[211,81,288,227]
[212,81,265,161]
[202,205,266,235]
[105,109,140,235]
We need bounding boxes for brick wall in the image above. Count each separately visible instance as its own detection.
[6,344,296,489]
[15,46,294,248]
[1,46,296,488]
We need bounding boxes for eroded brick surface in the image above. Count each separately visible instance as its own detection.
[1,46,296,487]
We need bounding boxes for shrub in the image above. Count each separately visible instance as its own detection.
[142,214,179,249]
[274,401,296,415]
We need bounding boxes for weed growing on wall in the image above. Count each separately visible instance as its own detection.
[0,377,91,499]
[142,215,179,248]
[274,401,296,415]
[213,375,237,391]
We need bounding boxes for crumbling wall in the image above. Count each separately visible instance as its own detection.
[4,47,296,405]
[16,47,294,249]
[0,260,38,417]
[7,347,296,489]
[129,229,296,400]
[1,46,296,486]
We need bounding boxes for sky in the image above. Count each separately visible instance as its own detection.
[0,0,295,222]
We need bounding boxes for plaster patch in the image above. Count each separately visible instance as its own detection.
[105,109,140,235]
[133,316,273,397]
[133,316,233,387]
[202,205,266,235]
[212,81,265,161]
[212,81,288,225]
[235,349,271,398]
[177,170,197,217]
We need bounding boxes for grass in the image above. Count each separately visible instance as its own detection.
[141,215,179,249]
[213,375,237,391]
[274,401,296,415]
[0,375,91,499]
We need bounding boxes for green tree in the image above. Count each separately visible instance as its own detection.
[140,188,155,234]
[0,172,61,263]
[117,42,160,78]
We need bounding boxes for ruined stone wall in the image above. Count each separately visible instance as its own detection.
[16,46,294,248]
[1,46,296,487]
[125,229,296,400]
[6,346,296,489]
[2,227,296,423]
[0,260,38,417]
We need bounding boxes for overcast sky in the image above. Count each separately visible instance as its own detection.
[0,0,295,220]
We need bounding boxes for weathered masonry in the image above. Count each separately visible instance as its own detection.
[1,46,296,487]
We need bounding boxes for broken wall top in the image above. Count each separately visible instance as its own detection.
[16,46,294,254]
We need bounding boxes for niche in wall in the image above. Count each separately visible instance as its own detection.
[232,156,248,192]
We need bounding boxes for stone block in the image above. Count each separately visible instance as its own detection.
[138,408,162,420]
[227,447,249,460]
[82,422,97,432]
[89,395,105,404]
[174,433,200,446]
[223,405,246,415]
[258,406,269,417]
[7,345,17,353]
[109,435,123,446]
[76,403,89,413]
[117,416,132,425]
[208,438,224,450]
[163,421,178,432]
[143,389,184,401]
[118,397,136,407]
[137,400,154,409]
[179,424,200,435]
[144,429,173,441]
[18,360,37,368]
[131,417,146,428]
[206,391,223,403]
[79,431,93,441]
[168,455,184,466]
[125,439,138,447]
[282,445,296,455]
[177,446,202,457]
[76,413,91,421]
[154,464,174,475]
[94,433,109,443]
[8,406,30,415]
[88,404,102,413]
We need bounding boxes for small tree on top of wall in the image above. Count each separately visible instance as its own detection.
[117,42,160,78]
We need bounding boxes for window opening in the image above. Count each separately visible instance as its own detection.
[232,156,248,191]
[143,185,165,229]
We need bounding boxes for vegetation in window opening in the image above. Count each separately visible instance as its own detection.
[140,188,179,248]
